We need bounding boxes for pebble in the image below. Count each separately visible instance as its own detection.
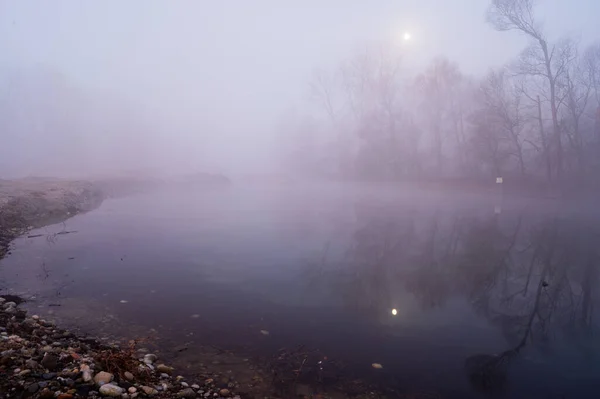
[39,388,54,399]
[99,383,125,397]
[177,388,196,398]
[42,372,57,379]
[191,384,200,389]
[180,382,189,387]
[141,386,158,396]
[26,382,40,394]
[57,394,74,399]
[94,371,114,386]
[156,364,173,375]
[81,365,93,382]
[41,353,59,370]
[219,388,231,397]
[143,354,157,364]
[128,387,137,394]
[124,371,134,381]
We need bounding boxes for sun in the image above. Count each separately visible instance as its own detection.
[403,32,412,41]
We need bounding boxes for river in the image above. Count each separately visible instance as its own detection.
[1,183,599,398]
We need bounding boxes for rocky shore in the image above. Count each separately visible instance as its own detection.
[0,297,242,399]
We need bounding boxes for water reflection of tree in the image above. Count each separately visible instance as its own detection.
[460,216,600,392]
[307,205,600,392]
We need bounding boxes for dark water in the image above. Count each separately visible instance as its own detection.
[2,184,600,398]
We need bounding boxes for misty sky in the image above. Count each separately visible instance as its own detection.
[1,1,599,177]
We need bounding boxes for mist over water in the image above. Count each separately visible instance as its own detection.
[1,183,600,397]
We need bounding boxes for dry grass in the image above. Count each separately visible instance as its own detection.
[95,338,154,382]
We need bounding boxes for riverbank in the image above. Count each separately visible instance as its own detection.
[0,297,244,399]
[0,179,104,258]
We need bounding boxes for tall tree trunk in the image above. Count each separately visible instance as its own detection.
[541,39,563,177]
[537,96,552,182]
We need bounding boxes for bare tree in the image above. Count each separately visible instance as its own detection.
[415,57,464,175]
[480,68,528,175]
[487,0,572,177]
[560,50,593,174]
[582,43,600,142]
[309,68,339,124]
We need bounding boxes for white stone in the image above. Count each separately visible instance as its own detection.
[99,384,124,397]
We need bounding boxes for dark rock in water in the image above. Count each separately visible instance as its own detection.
[42,372,57,380]
[41,353,59,371]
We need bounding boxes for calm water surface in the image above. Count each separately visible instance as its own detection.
[2,184,600,398]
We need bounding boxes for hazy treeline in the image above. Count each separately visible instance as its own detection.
[0,65,213,179]
[282,0,600,187]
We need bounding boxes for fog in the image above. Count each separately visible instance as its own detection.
[1,1,599,183]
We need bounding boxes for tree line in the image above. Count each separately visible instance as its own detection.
[281,0,600,189]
